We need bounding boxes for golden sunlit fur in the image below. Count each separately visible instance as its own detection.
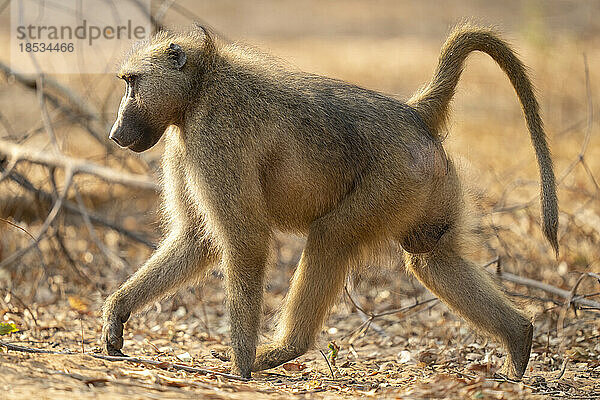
[102,23,558,380]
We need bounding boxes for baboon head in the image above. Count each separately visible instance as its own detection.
[109,27,214,152]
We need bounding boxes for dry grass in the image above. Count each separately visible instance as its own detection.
[0,1,599,398]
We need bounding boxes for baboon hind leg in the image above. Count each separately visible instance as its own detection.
[405,227,533,380]
[251,174,403,372]
[251,223,352,371]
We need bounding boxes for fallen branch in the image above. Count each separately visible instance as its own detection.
[0,170,73,269]
[90,353,249,382]
[0,61,100,121]
[2,167,156,249]
[344,285,438,341]
[490,261,600,310]
[0,341,248,382]
[0,139,158,191]
[0,340,72,354]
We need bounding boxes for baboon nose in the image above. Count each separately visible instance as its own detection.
[109,121,125,146]
[110,134,124,146]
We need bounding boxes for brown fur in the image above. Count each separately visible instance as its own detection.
[102,23,558,380]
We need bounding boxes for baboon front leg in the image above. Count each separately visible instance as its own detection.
[102,230,217,355]
[405,229,533,380]
[223,240,270,379]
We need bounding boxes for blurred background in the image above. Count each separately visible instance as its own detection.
[0,1,599,398]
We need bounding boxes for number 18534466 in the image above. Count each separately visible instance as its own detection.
[19,42,74,52]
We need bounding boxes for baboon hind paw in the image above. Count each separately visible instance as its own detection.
[252,343,308,372]
[497,321,534,381]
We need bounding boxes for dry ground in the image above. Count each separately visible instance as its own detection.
[1,1,599,398]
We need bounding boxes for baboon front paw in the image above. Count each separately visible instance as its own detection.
[496,358,523,381]
[101,318,127,357]
[210,347,251,378]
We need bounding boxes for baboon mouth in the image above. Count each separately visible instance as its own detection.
[110,130,140,149]
[127,132,162,153]
[125,136,143,150]
[127,137,151,153]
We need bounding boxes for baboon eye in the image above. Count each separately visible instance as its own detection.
[118,74,138,84]
[124,74,137,84]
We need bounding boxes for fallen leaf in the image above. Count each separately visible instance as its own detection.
[283,362,306,372]
[157,374,190,387]
[466,362,489,373]
[0,322,18,335]
[176,352,192,362]
[397,350,413,364]
[418,350,438,365]
[68,296,89,314]
[83,377,109,386]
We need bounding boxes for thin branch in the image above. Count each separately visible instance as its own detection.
[0,289,39,327]
[0,170,74,268]
[319,349,335,380]
[0,217,35,240]
[489,260,600,310]
[0,157,17,183]
[580,53,593,155]
[495,54,597,217]
[0,341,248,382]
[344,285,438,340]
[73,183,129,270]
[53,229,93,284]
[0,61,114,152]
[1,167,156,248]
[556,54,595,188]
[0,139,159,191]
[0,61,100,122]
[36,75,60,151]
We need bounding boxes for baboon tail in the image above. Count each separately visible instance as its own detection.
[408,23,559,255]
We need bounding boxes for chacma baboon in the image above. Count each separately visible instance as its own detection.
[103,23,558,380]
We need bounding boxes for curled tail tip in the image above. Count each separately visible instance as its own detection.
[448,20,500,37]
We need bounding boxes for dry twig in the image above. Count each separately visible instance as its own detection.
[0,166,155,249]
[319,349,335,380]
[0,139,158,191]
[0,170,74,268]
[488,259,600,310]
[344,285,439,340]
[0,340,248,382]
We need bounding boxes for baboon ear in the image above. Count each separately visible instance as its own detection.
[193,22,210,38]
[193,23,216,53]
[168,43,187,70]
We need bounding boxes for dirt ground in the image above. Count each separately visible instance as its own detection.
[1,1,600,399]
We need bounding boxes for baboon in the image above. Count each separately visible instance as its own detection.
[102,23,558,380]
